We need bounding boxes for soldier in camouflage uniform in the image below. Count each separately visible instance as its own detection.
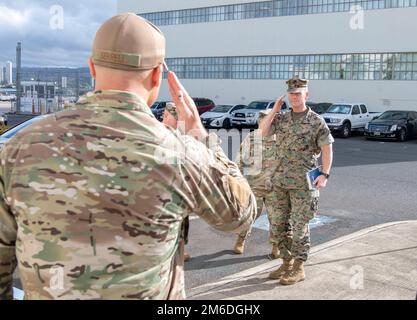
[234,109,279,259]
[259,76,334,285]
[0,13,257,300]
[162,103,191,262]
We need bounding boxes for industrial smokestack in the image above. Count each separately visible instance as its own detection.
[16,42,22,113]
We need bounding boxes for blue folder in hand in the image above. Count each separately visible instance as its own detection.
[306,166,322,190]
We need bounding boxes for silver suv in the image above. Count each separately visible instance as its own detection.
[230,100,289,127]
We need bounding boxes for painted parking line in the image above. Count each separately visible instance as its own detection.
[253,213,337,232]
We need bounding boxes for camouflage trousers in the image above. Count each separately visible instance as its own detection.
[269,187,319,262]
[239,187,319,262]
[238,189,275,240]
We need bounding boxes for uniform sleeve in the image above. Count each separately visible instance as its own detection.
[316,120,334,148]
[265,113,282,137]
[0,150,18,300]
[180,133,257,234]
[235,132,254,173]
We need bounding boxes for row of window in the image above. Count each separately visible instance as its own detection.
[164,52,417,80]
[141,0,417,26]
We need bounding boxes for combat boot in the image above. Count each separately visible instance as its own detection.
[268,258,294,280]
[184,252,191,262]
[270,245,280,259]
[280,259,305,285]
[234,236,246,254]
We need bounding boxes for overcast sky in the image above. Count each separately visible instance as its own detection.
[0,0,117,68]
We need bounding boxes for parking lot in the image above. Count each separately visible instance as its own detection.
[183,132,417,291]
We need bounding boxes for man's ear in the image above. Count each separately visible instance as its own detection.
[305,91,310,100]
[88,58,96,79]
[151,65,163,87]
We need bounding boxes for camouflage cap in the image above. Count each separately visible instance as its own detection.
[92,13,166,71]
[165,102,178,120]
[286,75,309,93]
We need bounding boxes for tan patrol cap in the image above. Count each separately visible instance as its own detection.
[92,13,166,71]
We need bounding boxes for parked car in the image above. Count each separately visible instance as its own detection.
[364,110,417,142]
[0,115,48,151]
[201,104,247,129]
[306,102,332,115]
[151,101,170,121]
[193,98,216,115]
[230,100,289,128]
[322,103,372,138]
[0,114,7,126]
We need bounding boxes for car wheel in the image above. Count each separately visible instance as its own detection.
[341,122,351,138]
[223,118,231,129]
[398,129,407,142]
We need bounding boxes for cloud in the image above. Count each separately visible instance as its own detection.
[0,0,117,67]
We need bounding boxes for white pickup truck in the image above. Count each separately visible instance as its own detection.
[321,103,379,138]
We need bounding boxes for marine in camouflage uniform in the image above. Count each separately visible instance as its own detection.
[163,103,191,262]
[234,110,280,258]
[266,76,334,285]
[0,14,256,300]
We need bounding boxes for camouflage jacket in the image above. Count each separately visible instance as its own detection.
[0,90,256,300]
[267,108,334,189]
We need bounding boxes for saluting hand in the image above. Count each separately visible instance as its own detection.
[272,95,285,113]
[167,71,207,140]
[259,95,285,137]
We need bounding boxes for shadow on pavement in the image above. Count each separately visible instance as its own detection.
[185,250,269,271]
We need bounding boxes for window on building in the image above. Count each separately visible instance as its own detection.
[164,52,417,81]
[141,0,417,26]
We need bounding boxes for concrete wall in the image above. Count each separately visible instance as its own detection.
[157,79,417,112]
[157,8,417,57]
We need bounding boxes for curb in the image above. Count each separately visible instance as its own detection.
[187,220,417,299]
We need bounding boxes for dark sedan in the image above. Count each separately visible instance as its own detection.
[364,110,417,141]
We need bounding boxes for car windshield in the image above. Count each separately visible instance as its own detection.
[247,102,269,110]
[378,111,408,120]
[312,105,330,114]
[311,106,322,113]
[326,104,351,114]
[0,116,45,139]
[210,105,233,113]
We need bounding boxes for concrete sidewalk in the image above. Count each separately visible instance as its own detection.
[188,221,417,300]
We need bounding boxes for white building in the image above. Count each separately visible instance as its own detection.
[118,0,417,112]
[62,76,68,89]
[5,61,13,85]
